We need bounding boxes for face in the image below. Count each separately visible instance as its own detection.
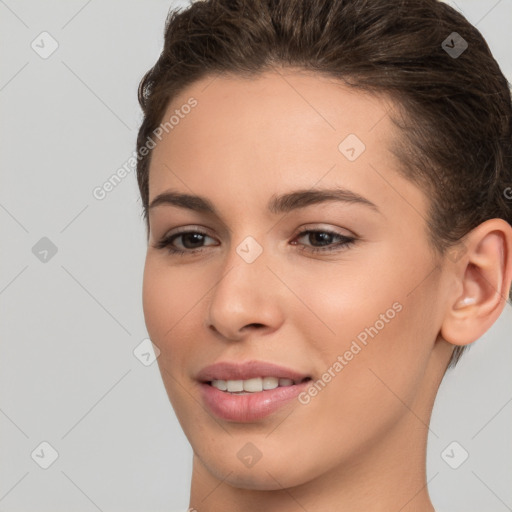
[142,68,452,490]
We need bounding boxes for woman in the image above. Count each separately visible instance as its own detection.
[135,0,512,509]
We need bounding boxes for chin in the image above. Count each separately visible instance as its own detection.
[194,440,324,491]
[206,458,313,491]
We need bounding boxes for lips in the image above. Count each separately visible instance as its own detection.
[196,360,313,422]
[196,360,311,382]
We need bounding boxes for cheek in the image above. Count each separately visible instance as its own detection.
[142,259,206,419]
[142,259,200,359]
[291,296,431,470]
[299,255,433,401]
[290,258,401,344]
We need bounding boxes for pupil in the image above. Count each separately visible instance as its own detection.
[184,233,204,249]
[311,232,332,246]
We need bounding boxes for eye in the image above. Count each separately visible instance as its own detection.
[291,229,356,254]
[154,228,218,256]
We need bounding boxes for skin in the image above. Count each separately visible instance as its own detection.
[142,68,512,511]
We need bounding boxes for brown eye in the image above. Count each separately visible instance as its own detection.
[291,229,356,253]
[155,229,218,255]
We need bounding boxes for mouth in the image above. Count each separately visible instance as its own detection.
[205,376,312,394]
[196,360,313,422]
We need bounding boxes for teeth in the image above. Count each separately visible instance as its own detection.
[212,379,227,391]
[262,376,279,390]
[226,380,243,392]
[211,377,301,393]
[243,377,263,392]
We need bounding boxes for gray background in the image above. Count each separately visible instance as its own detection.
[0,1,511,511]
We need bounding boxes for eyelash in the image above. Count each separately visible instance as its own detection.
[154,227,356,256]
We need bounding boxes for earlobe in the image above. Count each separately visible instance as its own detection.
[440,218,512,347]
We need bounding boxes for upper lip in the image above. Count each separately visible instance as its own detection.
[196,360,311,382]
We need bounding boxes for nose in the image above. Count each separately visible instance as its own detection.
[205,244,285,342]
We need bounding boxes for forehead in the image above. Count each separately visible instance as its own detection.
[154,68,393,160]
[148,69,428,227]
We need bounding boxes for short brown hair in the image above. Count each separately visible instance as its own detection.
[136,0,512,369]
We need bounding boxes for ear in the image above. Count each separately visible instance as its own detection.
[440,218,512,347]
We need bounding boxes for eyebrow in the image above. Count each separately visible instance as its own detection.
[148,187,381,216]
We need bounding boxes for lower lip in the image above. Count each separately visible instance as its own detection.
[199,380,311,422]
